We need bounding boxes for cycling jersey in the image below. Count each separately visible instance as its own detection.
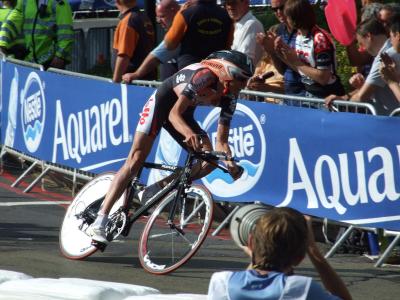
[294,26,345,98]
[136,63,236,149]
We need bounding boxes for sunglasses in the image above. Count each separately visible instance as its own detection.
[271,5,285,12]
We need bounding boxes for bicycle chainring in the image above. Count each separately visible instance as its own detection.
[106,210,128,241]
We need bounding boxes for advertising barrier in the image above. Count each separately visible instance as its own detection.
[2,59,400,232]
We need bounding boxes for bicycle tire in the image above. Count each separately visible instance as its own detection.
[138,184,213,274]
[59,172,125,260]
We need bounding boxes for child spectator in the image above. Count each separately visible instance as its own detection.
[207,207,352,300]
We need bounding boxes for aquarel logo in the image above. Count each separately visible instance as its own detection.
[20,72,46,153]
[201,103,266,197]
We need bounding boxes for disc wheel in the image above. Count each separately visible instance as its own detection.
[138,185,213,274]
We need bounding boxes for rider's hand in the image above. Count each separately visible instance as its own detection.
[227,162,244,181]
[184,133,202,151]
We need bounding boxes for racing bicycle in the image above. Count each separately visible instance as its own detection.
[59,150,241,274]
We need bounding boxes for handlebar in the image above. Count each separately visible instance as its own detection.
[191,150,243,179]
[192,150,238,162]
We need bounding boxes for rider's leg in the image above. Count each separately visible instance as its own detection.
[90,132,155,242]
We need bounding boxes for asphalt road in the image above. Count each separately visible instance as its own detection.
[1,165,400,299]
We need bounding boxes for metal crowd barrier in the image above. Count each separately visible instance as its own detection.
[239,90,377,115]
[0,58,100,196]
[0,146,94,195]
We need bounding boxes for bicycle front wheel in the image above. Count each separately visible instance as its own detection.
[138,184,213,274]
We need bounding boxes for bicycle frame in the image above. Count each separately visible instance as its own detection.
[121,150,229,236]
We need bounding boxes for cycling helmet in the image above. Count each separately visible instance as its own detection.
[201,50,254,82]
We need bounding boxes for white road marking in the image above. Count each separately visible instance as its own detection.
[0,201,71,206]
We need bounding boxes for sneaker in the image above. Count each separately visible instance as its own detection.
[88,224,108,244]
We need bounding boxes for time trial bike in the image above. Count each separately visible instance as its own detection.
[59,150,241,274]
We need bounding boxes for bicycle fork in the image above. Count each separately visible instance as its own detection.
[166,153,194,235]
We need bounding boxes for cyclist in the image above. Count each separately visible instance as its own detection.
[89,50,254,243]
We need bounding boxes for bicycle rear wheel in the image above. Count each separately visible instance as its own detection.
[59,172,125,259]
[138,184,213,274]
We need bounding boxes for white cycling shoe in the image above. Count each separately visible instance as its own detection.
[88,224,108,244]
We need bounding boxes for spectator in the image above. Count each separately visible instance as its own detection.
[0,0,26,59]
[18,0,73,69]
[246,52,284,97]
[257,0,305,101]
[346,2,383,73]
[112,0,155,83]
[224,0,264,66]
[379,3,400,34]
[380,19,400,102]
[207,207,352,300]
[164,0,233,69]
[326,17,400,115]
[122,0,181,82]
[247,24,284,100]
[276,0,345,99]
[346,2,399,74]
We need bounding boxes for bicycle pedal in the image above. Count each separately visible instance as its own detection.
[91,240,107,252]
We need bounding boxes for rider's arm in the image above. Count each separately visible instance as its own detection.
[215,123,232,156]
[169,95,201,150]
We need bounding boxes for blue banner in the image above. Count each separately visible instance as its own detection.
[2,60,400,232]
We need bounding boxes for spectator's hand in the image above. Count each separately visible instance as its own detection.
[49,57,65,69]
[304,215,316,247]
[275,38,300,67]
[380,62,399,84]
[325,94,340,110]
[239,245,252,258]
[257,31,276,53]
[247,74,266,90]
[349,73,365,89]
[122,72,139,83]
[247,80,268,91]
[380,52,394,67]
